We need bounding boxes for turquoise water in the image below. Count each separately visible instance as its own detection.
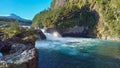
[0,52,2,57]
[35,38,120,68]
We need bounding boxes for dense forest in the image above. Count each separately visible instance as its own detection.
[32,0,120,37]
[0,17,32,27]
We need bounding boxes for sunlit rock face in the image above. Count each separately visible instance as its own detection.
[0,44,38,68]
[53,0,79,8]
[100,36,120,41]
[54,0,68,8]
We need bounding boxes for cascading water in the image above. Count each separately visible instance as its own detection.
[35,29,120,68]
[41,29,62,40]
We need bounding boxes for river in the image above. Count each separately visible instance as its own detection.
[35,37,120,68]
[35,30,120,68]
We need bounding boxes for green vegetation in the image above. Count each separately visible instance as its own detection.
[95,0,120,36]
[1,22,20,37]
[1,22,34,38]
[0,23,46,44]
[32,0,120,37]
[0,17,32,26]
[32,1,97,34]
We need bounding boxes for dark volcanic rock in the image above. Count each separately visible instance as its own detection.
[60,26,89,37]
[46,26,95,38]
[0,29,46,68]
[43,26,96,38]
[0,40,11,55]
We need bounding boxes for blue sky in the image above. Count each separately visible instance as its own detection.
[0,0,52,20]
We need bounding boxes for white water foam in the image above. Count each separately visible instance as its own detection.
[35,37,103,56]
[41,29,61,40]
[36,29,103,56]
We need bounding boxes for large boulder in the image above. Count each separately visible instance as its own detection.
[0,44,38,68]
[0,29,46,68]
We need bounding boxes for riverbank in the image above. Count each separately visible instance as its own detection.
[0,26,119,68]
[41,27,120,41]
[0,28,46,68]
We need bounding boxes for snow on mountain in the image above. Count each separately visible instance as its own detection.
[0,13,29,21]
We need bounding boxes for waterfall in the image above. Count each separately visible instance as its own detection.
[40,28,83,43]
[41,29,62,40]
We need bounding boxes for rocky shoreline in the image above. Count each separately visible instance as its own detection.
[43,27,120,41]
[0,29,46,68]
[0,27,119,68]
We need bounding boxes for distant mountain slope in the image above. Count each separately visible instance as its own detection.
[0,14,32,26]
[0,13,26,21]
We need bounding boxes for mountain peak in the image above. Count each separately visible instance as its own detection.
[0,13,28,21]
[8,13,24,20]
[10,13,17,16]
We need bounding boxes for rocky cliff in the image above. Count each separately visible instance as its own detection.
[51,0,69,8]
[37,0,120,41]
[66,0,119,41]
[51,0,81,8]
[0,29,46,68]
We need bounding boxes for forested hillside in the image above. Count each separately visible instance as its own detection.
[32,0,120,38]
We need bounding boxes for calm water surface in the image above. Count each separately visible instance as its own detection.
[35,38,120,68]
